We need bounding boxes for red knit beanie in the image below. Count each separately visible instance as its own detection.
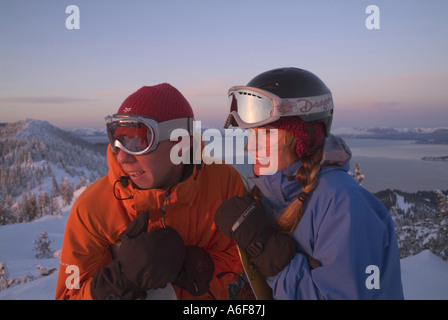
[270,117,324,159]
[117,83,194,122]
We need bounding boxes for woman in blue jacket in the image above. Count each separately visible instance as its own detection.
[215,67,404,299]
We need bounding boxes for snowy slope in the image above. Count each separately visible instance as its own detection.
[400,250,448,300]
[1,187,447,300]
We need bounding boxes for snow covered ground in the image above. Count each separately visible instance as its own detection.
[1,188,447,300]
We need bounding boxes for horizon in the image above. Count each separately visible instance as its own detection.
[2,118,448,132]
[1,1,447,130]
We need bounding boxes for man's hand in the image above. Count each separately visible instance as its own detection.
[173,246,215,296]
[90,211,186,299]
[118,212,186,290]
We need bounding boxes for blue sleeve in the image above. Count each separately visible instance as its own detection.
[266,178,403,300]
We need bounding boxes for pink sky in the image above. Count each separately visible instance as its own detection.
[1,1,447,130]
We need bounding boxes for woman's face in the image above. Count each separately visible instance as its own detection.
[248,127,298,176]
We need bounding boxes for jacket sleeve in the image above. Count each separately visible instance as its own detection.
[55,199,123,300]
[266,183,403,300]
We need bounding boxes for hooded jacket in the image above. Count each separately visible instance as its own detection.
[55,146,246,300]
[250,135,404,299]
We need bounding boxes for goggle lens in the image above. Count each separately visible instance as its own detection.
[229,90,274,124]
[107,120,154,154]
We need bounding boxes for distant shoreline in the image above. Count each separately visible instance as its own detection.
[333,127,448,145]
[421,155,448,162]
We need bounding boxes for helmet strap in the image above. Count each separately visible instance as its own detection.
[302,122,325,159]
[306,122,315,150]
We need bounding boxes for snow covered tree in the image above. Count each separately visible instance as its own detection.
[33,231,54,259]
[50,195,62,216]
[75,176,90,190]
[384,189,448,260]
[435,190,448,259]
[51,174,60,196]
[350,163,365,185]
[435,190,448,217]
[0,201,13,225]
[60,177,74,206]
[0,261,9,291]
[21,192,38,222]
[37,191,51,218]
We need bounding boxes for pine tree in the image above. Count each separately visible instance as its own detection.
[350,163,365,185]
[37,191,51,218]
[50,195,62,216]
[0,201,13,225]
[435,190,448,216]
[435,190,448,259]
[51,174,59,196]
[0,261,9,291]
[21,192,38,222]
[33,231,54,259]
[60,177,74,206]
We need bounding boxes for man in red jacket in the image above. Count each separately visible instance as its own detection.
[55,83,246,299]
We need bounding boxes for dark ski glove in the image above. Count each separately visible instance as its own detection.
[173,246,215,296]
[214,193,297,277]
[90,211,186,299]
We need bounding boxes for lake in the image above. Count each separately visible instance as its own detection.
[228,138,448,193]
[344,138,448,193]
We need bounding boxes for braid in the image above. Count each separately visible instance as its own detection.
[276,144,324,234]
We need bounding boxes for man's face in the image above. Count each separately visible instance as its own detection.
[116,140,183,189]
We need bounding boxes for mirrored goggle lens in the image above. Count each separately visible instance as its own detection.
[229,90,274,124]
[107,121,153,153]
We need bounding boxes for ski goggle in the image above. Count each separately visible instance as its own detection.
[105,115,194,155]
[224,86,334,129]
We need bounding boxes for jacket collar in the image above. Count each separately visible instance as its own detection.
[248,134,352,219]
[106,145,202,220]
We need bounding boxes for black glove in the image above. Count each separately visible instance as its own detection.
[214,193,297,277]
[173,246,215,296]
[90,259,144,300]
[91,211,186,299]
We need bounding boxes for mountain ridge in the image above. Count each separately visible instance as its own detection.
[0,119,108,224]
[332,127,448,144]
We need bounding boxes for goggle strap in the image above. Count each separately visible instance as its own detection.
[223,114,234,129]
[158,117,194,140]
[229,86,333,117]
[275,92,334,117]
